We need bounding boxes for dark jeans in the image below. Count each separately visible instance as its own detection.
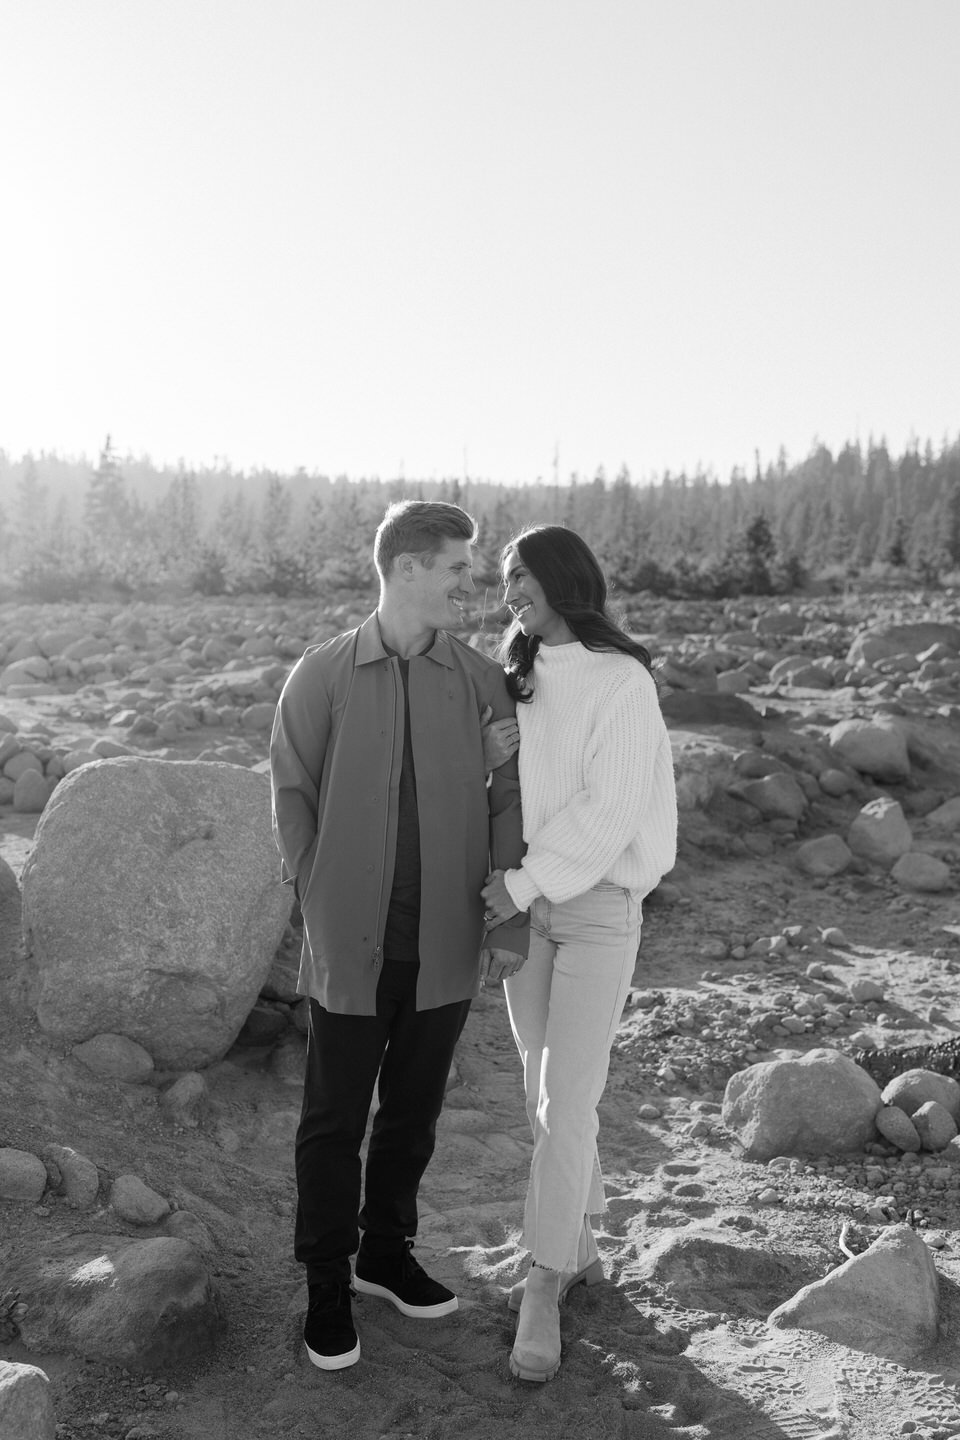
[294,959,471,1285]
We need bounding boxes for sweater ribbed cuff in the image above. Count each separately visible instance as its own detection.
[504,867,540,913]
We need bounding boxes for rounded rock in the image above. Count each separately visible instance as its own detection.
[160,1072,208,1126]
[13,769,51,814]
[110,1174,170,1225]
[875,1106,922,1153]
[0,1359,56,1440]
[0,1147,48,1202]
[41,1144,101,1207]
[882,1070,960,1123]
[891,852,952,893]
[849,978,885,1003]
[912,1100,958,1153]
[73,1033,155,1082]
[819,768,854,797]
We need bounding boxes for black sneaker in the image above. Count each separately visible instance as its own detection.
[303,1281,360,1370]
[354,1240,458,1318]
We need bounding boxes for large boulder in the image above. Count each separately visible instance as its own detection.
[660,692,763,728]
[5,1234,224,1371]
[722,1049,881,1160]
[828,717,910,783]
[0,855,20,974]
[21,758,292,1068]
[847,622,960,668]
[768,1224,938,1363]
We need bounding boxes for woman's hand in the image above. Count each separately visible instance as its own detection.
[479,947,526,986]
[480,704,519,771]
[481,868,522,927]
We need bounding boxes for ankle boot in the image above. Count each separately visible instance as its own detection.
[507,1217,603,1313]
[510,1265,561,1382]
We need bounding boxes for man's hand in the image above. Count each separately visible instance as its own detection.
[482,868,522,926]
[479,947,526,986]
[480,704,519,771]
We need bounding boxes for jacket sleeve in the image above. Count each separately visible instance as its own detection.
[483,664,529,957]
[269,651,332,898]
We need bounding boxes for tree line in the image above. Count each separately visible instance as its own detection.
[0,433,958,604]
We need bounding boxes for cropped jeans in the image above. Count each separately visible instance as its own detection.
[503,883,641,1273]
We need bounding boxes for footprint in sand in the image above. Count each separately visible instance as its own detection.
[656,1160,714,1210]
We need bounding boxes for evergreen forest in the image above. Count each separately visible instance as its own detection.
[1,434,958,605]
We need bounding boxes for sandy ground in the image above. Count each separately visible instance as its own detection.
[3,639,960,1439]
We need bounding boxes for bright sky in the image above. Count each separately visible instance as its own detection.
[2,0,958,484]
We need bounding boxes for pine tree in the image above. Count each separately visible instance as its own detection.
[83,436,133,581]
[945,478,960,568]
[885,515,909,567]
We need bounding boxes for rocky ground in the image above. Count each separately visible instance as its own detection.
[2,584,960,1440]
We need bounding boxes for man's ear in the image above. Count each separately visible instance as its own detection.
[395,552,416,580]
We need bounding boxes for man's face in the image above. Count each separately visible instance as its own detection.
[409,538,476,630]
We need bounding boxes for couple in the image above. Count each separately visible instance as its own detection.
[269,500,677,1383]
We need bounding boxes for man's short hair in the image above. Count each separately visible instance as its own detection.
[374,500,478,579]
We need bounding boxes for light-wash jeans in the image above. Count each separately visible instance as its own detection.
[503,883,642,1272]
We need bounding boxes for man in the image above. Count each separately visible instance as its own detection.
[270,499,528,1371]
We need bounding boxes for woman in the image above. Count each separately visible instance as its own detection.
[480,525,677,1383]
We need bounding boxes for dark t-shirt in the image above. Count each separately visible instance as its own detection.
[381,651,421,962]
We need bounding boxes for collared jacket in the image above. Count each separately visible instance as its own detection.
[270,612,528,1015]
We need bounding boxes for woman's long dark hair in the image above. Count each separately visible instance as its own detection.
[497,525,653,702]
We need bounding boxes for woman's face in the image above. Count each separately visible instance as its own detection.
[502,547,574,646]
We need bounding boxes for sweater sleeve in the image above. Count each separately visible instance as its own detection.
[482,663,529,957]
[503,673,662,908]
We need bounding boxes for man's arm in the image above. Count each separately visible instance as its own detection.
[269,652,332,897]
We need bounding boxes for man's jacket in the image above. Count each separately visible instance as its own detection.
[270,612,528,1015]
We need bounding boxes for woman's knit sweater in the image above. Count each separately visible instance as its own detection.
[503,641,677,912]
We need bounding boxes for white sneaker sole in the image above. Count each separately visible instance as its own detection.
[353,1277,458,1318]
[304,1336,361,1370]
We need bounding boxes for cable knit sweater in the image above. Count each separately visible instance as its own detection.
[503,642,677,911]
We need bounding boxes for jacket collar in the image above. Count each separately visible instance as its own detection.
[355,612,455,670]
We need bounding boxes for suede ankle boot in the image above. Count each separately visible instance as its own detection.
[510,1264,561,1382]
[507,1217,603,1313]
